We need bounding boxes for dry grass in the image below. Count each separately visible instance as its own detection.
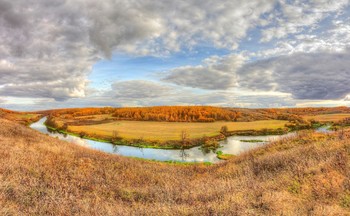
[0,109,41,125]
[304,113,350,122]
[1,118,350,215]
[68,120,287,141]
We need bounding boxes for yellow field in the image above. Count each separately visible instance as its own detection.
[13,113,41,119]
[303,113,350,122]
[74,114,113,120]
[69,120,288,141]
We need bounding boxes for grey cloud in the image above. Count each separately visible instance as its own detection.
[162,48,350,101]
[0,1,26,28]
[112,80,173,99]
[228,95,295,108]
[239,50,350,100]
[162,55,245,90]
[0,58,89,101]
[168,92,295,108]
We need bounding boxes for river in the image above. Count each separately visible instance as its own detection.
[30,117,325,163]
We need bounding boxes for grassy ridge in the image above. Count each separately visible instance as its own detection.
[0,108,42,125]
[1,118,350,214]
[304,113,350,122]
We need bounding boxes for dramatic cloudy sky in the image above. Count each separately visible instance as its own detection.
[1,0,350,110]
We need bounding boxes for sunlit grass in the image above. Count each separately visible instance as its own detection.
[1,117,350,215]
[68,120,288,141]
[303,113,350,122]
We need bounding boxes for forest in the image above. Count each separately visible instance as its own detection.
[42,106,350,123]
[111,106,242,122]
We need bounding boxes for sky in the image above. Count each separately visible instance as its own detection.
[1,0,350,111]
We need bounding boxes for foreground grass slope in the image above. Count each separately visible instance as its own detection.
[1,118,350,215]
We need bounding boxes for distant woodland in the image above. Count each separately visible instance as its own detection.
[42,106,350,123]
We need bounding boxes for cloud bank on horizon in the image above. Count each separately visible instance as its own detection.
[1,0,350,110]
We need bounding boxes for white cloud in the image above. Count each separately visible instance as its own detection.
[253,16,350,58]
[260,0,349,42]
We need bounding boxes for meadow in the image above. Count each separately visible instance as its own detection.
[68,120,288,141]
[1,116,350,215]
[303,113,350,122]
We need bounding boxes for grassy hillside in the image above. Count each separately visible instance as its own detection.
[0,108,42,125]
[304,113,350,122]
[1,117,350,215]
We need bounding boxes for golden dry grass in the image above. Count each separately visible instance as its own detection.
[0,109,41,124]
[74,114,113,120]
[304,113,350,122]
[11,113,39,119]
[1,117,350,215]
[68,120,288,141]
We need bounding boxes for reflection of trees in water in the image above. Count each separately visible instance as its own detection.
[200,140,221,155]
[46,127,68,139]
[46,127,56,134]
[113,145,119,153]
[179,148,189,161]
[200,145,223,155]
[200,146,212,155]
[138,147,145,155]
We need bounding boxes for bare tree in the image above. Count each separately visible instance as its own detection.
[179,130,190,161]
[111,130,120,142]
[181,130,188,148]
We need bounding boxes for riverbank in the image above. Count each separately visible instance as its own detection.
[44,123,224,149]
[27,118,280,162]
[44,119,293,149]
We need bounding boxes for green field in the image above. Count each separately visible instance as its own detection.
[68,120,288,141]
[304,113,350,122]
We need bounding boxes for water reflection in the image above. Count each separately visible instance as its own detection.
[316,125,332,133]
[31,117,295,163]
[179,148,189,161]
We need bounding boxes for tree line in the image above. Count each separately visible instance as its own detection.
[111,106,242,122]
